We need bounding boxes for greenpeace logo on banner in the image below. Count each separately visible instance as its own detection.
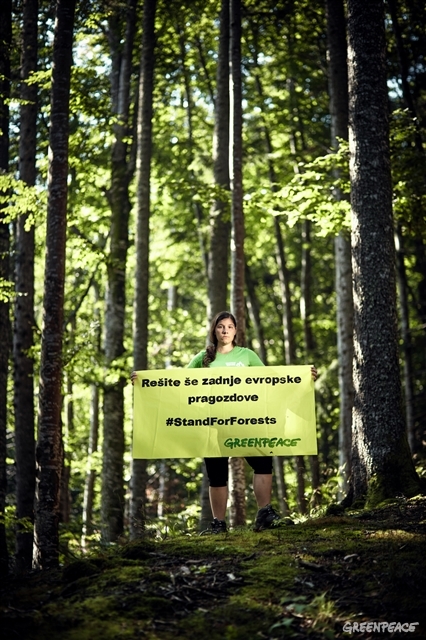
[132,365,317,460]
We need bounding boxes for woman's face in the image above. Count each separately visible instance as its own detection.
[215,317,236,346]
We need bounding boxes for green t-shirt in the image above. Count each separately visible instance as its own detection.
[187,346,264,369]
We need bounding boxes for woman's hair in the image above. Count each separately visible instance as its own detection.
[202,311,237,367]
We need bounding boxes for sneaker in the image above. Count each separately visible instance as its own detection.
[211,517,227,534]
[254,504,280,531]
[200,517,227,535]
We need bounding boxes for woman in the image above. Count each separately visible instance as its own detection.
[187,310,317,534]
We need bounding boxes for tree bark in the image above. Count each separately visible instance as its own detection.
[199,462,212,532]
[33,0,76,570]
[394,224,417,453]
[252,67,296,363]
[200,0,232,532]
[130,0,157,540]
[101,0,138,543]
[229,0,246,527]
[294,455,307,515]
[273,456,289,516]
[347,0,421,507]
[245,263,268,364]
[81,383,99,549]
[14,0,38,574]
[177,25,208,277]
[0,0,12,578]
[300,219,314,355]
[207,0,231,323]
[326,0,354,496]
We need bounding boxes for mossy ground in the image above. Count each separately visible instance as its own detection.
[2,497,426,639]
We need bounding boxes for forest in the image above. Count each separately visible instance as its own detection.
[0,0,426,635]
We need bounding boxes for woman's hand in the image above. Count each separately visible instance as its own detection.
[311,366,318,381]
[131,371,137,385]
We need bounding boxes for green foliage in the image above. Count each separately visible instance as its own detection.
[0,174,45,226]
[390,108,426,234]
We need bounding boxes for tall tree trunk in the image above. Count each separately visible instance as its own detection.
[14,0,38,574]
[207,0,231,323]
[60,364,73,525]
[199,0,231,531]
[252,65,295,508]
[394,224,417,453]
[273,457,289,516]
[207,0,230,322]
[252,68,295,363]
[101,0,137,543]
[81,283,101,549]
[335,233,353,489]
[294,455,307,515]
[326,0,354,497]
[177,25,208,276]
[0,0,12,578]
[347,0,421,507]
[130,0,156,540]
[301,217,318,505]
[33,0,76,570]
[245,263,268,364]
[300,219,315,355]
[229,0,245,527]
[199,461,212,532]
[81,383,99,549]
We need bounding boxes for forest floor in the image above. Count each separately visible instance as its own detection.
[1,496,426,640]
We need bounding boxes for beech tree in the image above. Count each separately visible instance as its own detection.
[131,0,157,539]
[33,0,76,570]
[13,0,38,573]
[0,0,12,578]
[326,0,353,495]
[347,0,421,507]
[101,0,138,543]
[229,0,246,527]
[207,0,230,323]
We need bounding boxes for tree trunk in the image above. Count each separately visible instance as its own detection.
[130,0,157,540]
[294,455,307,515]
[229,0,246,527]
[326,0,354,497]
[207,0,230,323]
[309,455,321,508]
[335,232,353,490]
[300,219,314,355]
[13,0,38,574]
[33,0,76,570]
[81,383,99,549]
[101,0,137,543]
[200,0,232,532]
[347,0,421,507]
[177,24,208,277]
[245,263,268,364]
[229,456,246,527]
[199,462,212,532]
[252,68,295,363]
[273,457,289,516]
[0,0,12,578]
[394,224,417,453]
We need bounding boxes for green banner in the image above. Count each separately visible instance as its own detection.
[132,365,317,459]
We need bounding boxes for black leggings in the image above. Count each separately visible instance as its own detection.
[204,456,273,487]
